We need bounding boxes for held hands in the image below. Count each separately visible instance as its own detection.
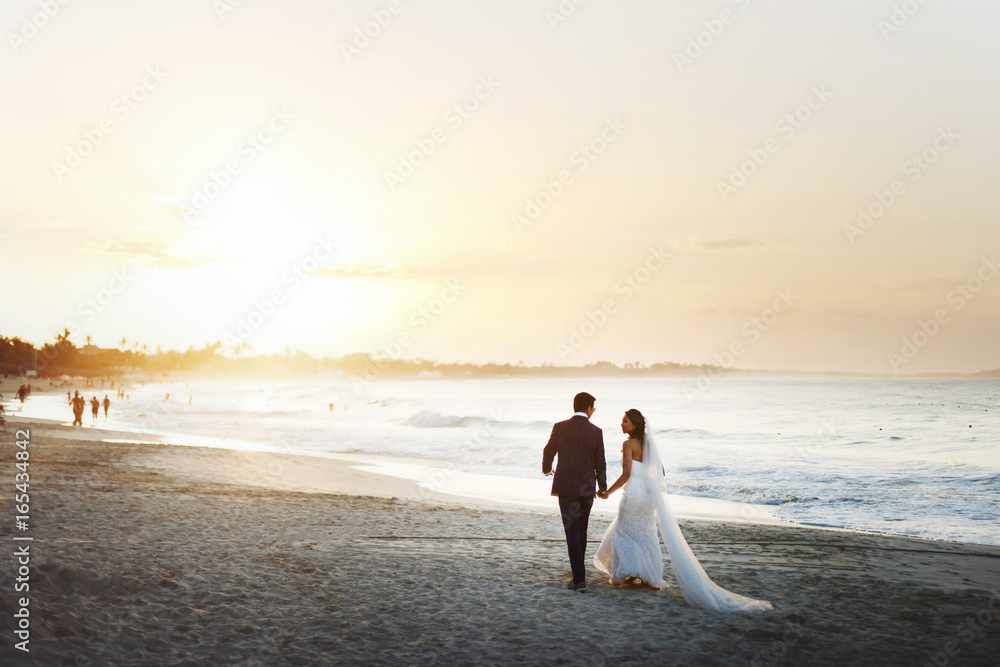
[597,490,609,500]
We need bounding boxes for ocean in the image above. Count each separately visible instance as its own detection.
[16,374,999,547]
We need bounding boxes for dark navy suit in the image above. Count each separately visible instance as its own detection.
[542,414,607,585]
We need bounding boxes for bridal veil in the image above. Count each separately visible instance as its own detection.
[643,427,773,613]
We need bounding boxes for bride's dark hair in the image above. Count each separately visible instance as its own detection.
[625,409,645,442]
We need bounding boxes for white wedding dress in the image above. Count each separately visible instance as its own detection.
[594,459,665,588]
[594,428,773,613]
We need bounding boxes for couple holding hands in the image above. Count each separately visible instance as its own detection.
[542,392,772,613]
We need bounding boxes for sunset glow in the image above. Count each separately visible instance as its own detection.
[3,1,998,373]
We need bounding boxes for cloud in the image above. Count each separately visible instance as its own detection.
[672,237,796,252]
[868,273,954,294]
[83,239,237,268]
[824,309,877,318]
[28,220,72,229]
[310,261,433,278]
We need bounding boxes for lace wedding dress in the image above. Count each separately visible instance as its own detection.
[594,459,665,588]
[594,428,773,613]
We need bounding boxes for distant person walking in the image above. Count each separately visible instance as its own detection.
[102,395,111,419]
[71,391,86,426]
[90,397,100,424]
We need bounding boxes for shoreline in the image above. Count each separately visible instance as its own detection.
[1,410,996,550]
[4,414,791,524]
[1,419,998,665]
[3,412,999,555]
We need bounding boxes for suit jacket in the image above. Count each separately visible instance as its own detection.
[542,415,607,497]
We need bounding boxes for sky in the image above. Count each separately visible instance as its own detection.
[2,0,998,374]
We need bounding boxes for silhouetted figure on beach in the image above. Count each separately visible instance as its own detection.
[102,395,111,419]
[71,391,85,426]
[165,393,170,401]
[17,384,28,405]
[90,397,100,424]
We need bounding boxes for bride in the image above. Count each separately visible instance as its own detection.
[594,409,773,613]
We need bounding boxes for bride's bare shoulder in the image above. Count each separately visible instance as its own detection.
[624,438,643,459]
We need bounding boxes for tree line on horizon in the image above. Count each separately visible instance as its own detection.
[0,330,727,379]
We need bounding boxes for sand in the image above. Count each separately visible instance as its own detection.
[0,415,999,666]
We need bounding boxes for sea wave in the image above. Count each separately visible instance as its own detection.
[666,480,802,506]
[399,411,551,431]
[401,411,500,429]
[654,427,716,438]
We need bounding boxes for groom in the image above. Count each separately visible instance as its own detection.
[542,392,607,592]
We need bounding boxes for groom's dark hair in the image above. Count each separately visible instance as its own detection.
[573,392,596,412]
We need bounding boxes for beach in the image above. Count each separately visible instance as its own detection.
[1,415,998,666]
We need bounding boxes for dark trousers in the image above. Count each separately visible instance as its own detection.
[558,495,594,584]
